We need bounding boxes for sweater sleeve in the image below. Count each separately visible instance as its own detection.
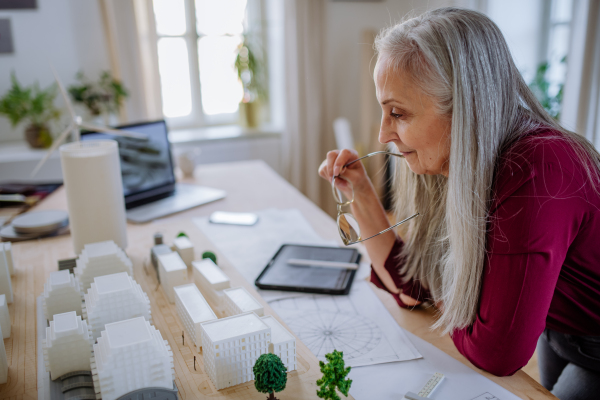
[451,148,586,376]
[370,239,432,308]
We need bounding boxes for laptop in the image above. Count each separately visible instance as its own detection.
[81,120,226,223]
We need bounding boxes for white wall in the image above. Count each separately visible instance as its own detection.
[0,0,109,144]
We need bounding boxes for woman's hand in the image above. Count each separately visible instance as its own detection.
[318,149,371,199]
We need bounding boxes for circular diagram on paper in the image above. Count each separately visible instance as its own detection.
[271,308,382,361]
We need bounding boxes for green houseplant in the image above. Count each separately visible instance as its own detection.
[0,73,61,148]
[68,71,128,124]
[235,34,268,128]
[529,56,566,120]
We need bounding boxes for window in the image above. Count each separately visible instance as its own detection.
[152,0,254,127]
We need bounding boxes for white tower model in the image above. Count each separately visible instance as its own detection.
[91,317,174,400]
[1,242,14,276]
[0,248,12,304]
[173,236,194,267]
[0,294,10,339]
[74,240,133,293]
[42,270,83,321]
[223,287,264,317]
[157,252,188,303]
[201,312,270,390]
[261,316,297,372]
[0,324,7,384]
[42,311,93,380]
[192,259,230,316]
[174,283,217,350]
[83,272,152,340]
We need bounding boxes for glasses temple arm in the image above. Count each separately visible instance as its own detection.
[341,151,405,170]
[347,212,420,245]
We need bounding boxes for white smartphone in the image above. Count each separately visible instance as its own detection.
[209,211,259,226]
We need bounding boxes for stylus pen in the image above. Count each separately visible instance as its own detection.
[287,258,359,270]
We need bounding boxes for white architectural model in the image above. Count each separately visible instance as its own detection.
[157,252,188,303]
[42,311,93,380]
[91,317,174,400]
[42,270,83,321]
[73,240,133,293]
[83,272,152,340]
[193,259,230,316]
[261,316,297,372]
[0,249,12,304]
[0,294,10,339]
[201,312,270,390]
[173,236,194,267]
[0,324,6,384]
[223,287,264,317]
[1,242,13,276]
[174,283,217,350]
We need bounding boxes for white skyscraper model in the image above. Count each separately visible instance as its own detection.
[173,236,194,267]
[74,240,133,293]
[83,272,152,340]
[192,259,230,316]
[1,243,14,276]
[42,270,83,321]
[261,316,297,372]
[91,317,174,400]
[0,294,10,339]
[0,249,12,304]
[0,324,7,384]
[223,287,264,317]
[42,311,93,380]
[157,252,188,303]
[174,283,217,350]
[201,312,270,390]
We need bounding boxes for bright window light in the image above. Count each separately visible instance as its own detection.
[195,0,246,36]
[157,38,192,118]
[153,0,187,36]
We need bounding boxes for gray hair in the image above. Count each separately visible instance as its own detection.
[375,7,600,333]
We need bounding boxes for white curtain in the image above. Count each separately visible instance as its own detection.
[283,0,333,212]
[561,0,600,148]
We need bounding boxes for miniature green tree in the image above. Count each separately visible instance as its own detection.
[316,350,352,400]
[253,353,287,400]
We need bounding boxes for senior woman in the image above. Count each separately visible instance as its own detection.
[319,8,600,400]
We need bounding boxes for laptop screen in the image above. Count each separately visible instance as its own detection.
[80,120,176,206]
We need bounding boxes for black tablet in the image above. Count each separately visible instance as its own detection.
[255,244,361,295]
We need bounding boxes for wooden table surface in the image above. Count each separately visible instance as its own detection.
[0,160,556,400]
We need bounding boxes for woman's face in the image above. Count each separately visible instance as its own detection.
[375,61,451,176]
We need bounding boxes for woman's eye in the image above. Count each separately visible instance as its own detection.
[390,112,402,119]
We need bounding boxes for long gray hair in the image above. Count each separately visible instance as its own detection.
[374,7,600,333]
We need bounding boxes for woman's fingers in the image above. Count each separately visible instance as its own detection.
[319,149,362,185]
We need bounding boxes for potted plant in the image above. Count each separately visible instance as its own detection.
[0,73,61,149]
[68,71,128,125]
[235,34,268,128]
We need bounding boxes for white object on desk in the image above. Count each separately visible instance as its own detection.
[74,240,133,294]
[0,294,9,339]
[287,258,359,270]
[42,311,92,380]
[42,270,83,320]
[174,283,217,350]
[11,210,68,235]
[1,242,13,276]
[261,315,297,372]
[192,259,230,315]
[223,286,264,317]
[201,312,270,390]
[404,372,444,400]
[0,324,7,384]
[0,249,13,304]
[91,317,174,400]
[173,236,194,267]
[157,252,188,303]
[83,272,152,340]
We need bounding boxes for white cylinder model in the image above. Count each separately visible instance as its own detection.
[60,140,128,254]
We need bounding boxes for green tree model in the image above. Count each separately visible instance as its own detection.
[316,350,352,400]
[253,353,287,400]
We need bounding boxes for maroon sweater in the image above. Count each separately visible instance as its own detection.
[370,129,600,376]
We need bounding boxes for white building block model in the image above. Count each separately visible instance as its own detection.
[1,242,13,276]
[0,294,10,339]
[174,283,217,350]
[83,272,152,340]
[223,287,264,317]
[42,311,93,380]
[261,316,297,372]
[91,317,174,400]
[192,259,230,316]
[201,312,271,390]
[157,252,188,304]
[73,240,133,294]
[0,324,6,384]
[173,236,194,267]
[0,249,12,304]
[42,270,83,321]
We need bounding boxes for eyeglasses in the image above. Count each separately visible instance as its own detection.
[332,151,420,245]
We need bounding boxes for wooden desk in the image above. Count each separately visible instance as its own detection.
[0,160,555,399]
